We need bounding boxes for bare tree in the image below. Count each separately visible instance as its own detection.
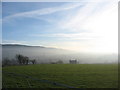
[31,59,36,64]
[16,54,24,65]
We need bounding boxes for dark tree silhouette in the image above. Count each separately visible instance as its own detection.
[16,54,29,65]
[31,59,36,64]
[16,54,24,65]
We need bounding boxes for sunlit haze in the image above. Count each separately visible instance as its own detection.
[2,0,118,54]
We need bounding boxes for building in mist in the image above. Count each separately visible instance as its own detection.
[69,59,77,64]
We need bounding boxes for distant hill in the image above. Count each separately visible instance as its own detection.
[2,44,45,48]
[2,44,72,63]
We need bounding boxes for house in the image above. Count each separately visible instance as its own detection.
[69,59,77,64]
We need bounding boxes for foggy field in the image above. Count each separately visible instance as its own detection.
[3,64,118,88]
[2,1,118,89]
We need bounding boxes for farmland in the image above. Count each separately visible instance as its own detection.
[2,64,118,88]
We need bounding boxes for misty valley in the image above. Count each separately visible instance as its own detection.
[2,44,118,88]
[2,1,118,89]
[2,44,118,65]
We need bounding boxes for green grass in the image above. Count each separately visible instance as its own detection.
[2,64,118,88]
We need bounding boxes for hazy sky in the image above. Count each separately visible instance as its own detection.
[2,0,118,53]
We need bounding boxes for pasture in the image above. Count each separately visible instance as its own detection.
[2,64,118,88]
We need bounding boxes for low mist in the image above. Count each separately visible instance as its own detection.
[2,44,118,64]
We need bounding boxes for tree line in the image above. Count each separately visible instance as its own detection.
[2,54,36,67]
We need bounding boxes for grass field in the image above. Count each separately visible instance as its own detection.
[2,64,118,88]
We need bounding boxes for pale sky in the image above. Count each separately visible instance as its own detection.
[2,0,118,54]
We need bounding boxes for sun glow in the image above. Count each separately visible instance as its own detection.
[58,2,118,54]
[3,1,118,54]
